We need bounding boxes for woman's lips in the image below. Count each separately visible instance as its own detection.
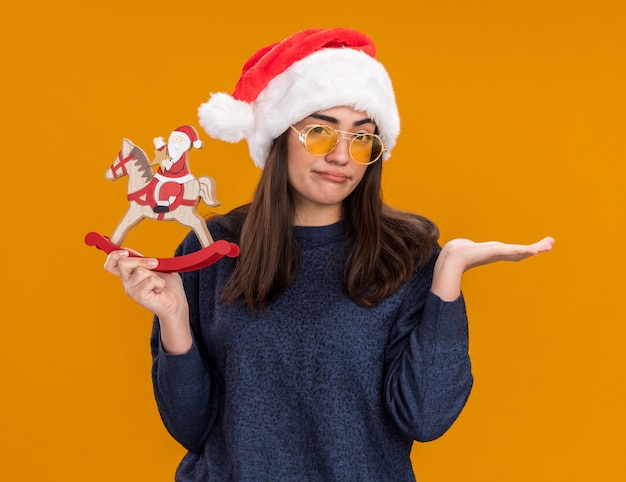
[314,170,349,182]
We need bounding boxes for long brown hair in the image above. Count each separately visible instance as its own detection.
[220,130,439,312]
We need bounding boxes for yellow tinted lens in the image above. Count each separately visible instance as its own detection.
[350,134,383,164]
[304,125,337,155]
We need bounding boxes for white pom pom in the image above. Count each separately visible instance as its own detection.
[193,139,203,149]
[198,92,254,143]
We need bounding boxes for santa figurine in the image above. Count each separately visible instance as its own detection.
[152,125,203,213]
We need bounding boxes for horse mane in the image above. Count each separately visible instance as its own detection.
[130,145,152,180]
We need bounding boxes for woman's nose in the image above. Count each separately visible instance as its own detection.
[326,136,351,164]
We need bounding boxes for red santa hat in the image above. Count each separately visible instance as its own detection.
[198,28,399,168]
[170,124,203,149]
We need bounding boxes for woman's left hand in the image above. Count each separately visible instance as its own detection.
[431,236,555,301]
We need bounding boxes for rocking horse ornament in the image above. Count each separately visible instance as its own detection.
[84,124,239,272]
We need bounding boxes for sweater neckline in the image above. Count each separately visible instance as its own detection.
[293,220,345,241]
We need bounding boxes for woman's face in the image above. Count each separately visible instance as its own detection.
[287,106,374,226]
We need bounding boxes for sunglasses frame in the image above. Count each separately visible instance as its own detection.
[289,124,386,165]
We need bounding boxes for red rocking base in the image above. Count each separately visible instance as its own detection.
[84,232,240,273]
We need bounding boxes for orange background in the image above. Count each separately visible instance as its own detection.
[2,1,625,480]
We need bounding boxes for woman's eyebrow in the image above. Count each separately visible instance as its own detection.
[354,118,375,127]
[310,113,375,128]
[310,113,338,123]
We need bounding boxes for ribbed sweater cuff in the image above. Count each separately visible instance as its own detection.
[157,338,206,386]
[425,291,469,345]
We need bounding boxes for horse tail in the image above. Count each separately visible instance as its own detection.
[198,176,220,207]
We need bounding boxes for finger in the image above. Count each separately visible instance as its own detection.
[530,236,556,254]
[499,237,554,258]
[117,256,159,283]
[125,267,168,302]
[540,236,556,248]
[103,249,130,276]
[125,247,144,257]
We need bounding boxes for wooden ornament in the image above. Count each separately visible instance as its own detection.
[85,126,239,271]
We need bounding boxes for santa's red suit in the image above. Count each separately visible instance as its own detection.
[141,125,202,214]
[153,140,194,213]
[153,146,194,211]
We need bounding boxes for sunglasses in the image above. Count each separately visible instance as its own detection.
[290,124,386,165]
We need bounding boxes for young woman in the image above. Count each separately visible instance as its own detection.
[105,28,554,481]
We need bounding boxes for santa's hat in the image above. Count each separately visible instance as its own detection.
[198,28,399,168]
[170,125,203,149]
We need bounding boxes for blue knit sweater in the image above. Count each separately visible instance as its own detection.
[151,215,473,481]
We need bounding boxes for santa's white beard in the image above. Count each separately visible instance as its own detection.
[167,143,188,162]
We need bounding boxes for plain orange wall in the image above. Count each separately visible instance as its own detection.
[2,1,625,481]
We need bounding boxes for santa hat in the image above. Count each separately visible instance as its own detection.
[170,124,203,149]
[198,28,399,168]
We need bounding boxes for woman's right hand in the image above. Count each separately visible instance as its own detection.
[104,250,193,354]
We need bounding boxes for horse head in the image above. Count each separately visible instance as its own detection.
[105,138,152,181]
